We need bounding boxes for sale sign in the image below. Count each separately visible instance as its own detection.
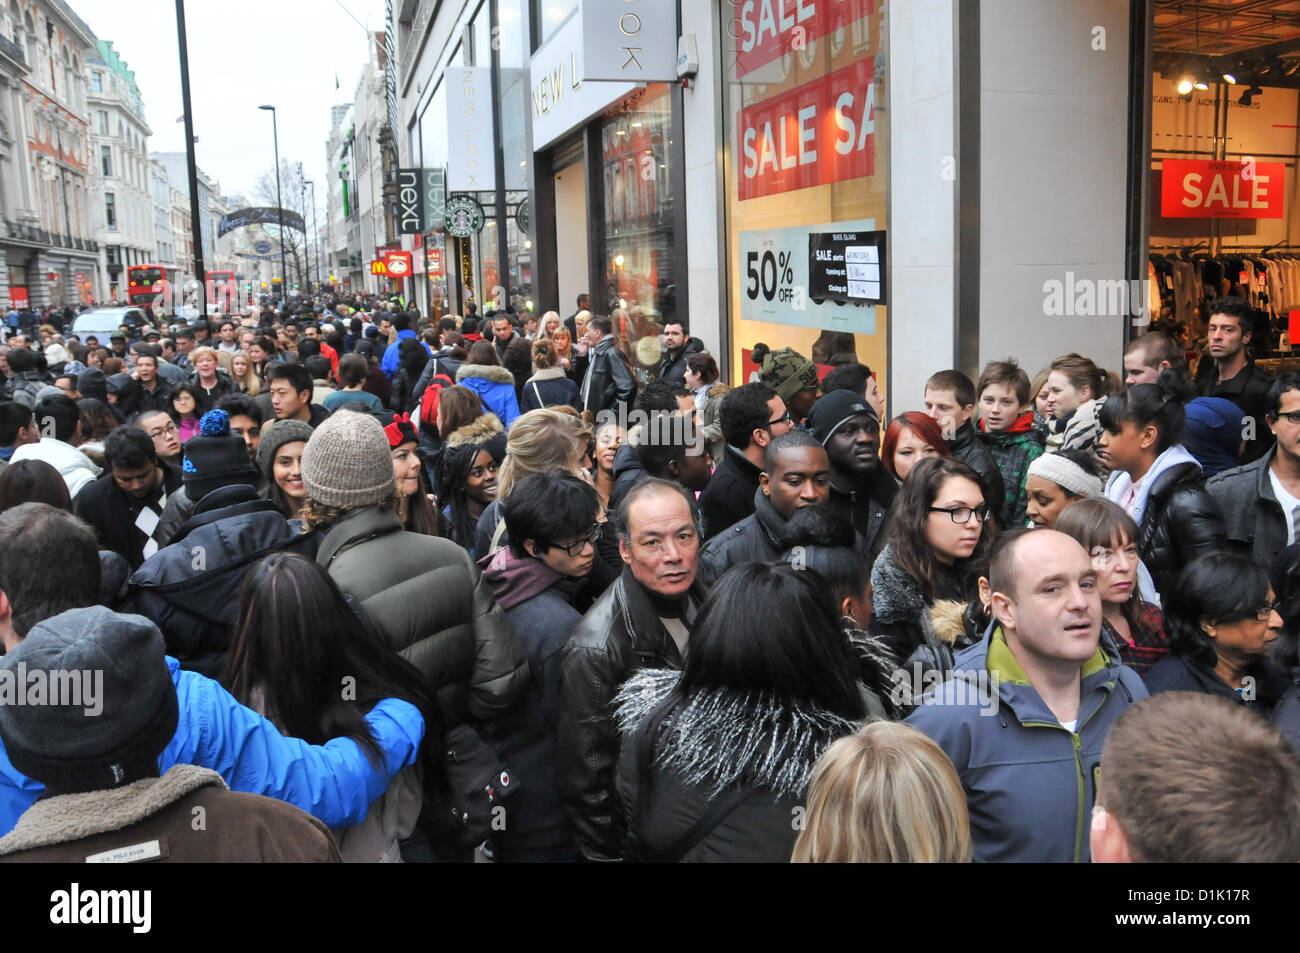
[738,59,875,201]
[427,248,444,278]
[1160,159,1284,219]
[733,0,874,77]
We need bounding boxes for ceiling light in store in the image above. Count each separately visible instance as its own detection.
[631,121,642,127]
[524,240,532,249]
[1222,71,1237,84]
[619,298,627,308]
[519,160,526,167]
[1176,77,1195,94]
[615,129,626,136]
[615,254,625,266]
[1193,78,1209,90]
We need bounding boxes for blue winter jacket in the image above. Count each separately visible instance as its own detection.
[381,329,430,378]
[456,363,521,429]
[0,656,425,837]
[905,626,1146,862]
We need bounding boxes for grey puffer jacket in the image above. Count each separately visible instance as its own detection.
[317,505,528,723]
[613,669,861,863]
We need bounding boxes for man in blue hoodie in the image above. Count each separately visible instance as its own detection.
[906,528,1147,862]
[479,470,601,863]
[380,311,430,379]
[0,501,424,836]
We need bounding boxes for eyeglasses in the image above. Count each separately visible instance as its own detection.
[1254,600,1284,621]
[552,523,602,557]
[928,505,991,524]
[148,422,178,439]
[1271,411,1300,426]
[766,411,793,429]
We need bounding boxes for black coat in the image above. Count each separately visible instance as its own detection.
[698,445,763,540]
[119,379,175,418]
[121,486,315,680]
[1207,449,1288,568]
[1147,652,1288,717]
[1134,461,1227,601]
[828,474,893,565]
[580,336,637,417]
[698,488,786,586]
[948,421,1005,525]
[188,369,238,412]
[73,463,184,569]
[1196,357,1275,463]
[556,567,703,862]
[520,368,580,412]
[658,337,704,388]
[613,669,858,862]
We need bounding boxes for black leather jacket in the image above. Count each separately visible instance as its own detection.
[1137,461,1227,601]
[556,567,705,862]
[580,336,636,417]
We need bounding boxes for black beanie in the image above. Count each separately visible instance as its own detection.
[806,389,879,446]
[0,606,178,794]
[182,410,260,501]
[77,367,108,402]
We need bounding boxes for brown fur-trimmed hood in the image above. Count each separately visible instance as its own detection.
[706,383,731,400]
[445,413,504,448]
[456,363,515,385]
[929,600,970,646]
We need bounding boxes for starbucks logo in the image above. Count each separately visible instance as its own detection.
[444,195,485,238]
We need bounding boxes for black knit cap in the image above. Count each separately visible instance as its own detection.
[806,389,880,446]
[0,606,178,794]
[182,409,259,501]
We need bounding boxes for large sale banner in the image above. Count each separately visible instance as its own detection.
[1159,158,1284,219]
[737,58,876,201]
[733,0,874,77]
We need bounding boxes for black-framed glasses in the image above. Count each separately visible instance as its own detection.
[928,505,991,524]
[766,411,793,429]
[1271,411,1300,426]
[552,523,601,557]
[1254,600,1285,621]
[148,422,178,439]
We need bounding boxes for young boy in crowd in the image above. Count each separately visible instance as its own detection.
[975,359,1044,528]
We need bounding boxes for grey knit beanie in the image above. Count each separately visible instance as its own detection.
[300,410,394,508]
[256,418,315,477]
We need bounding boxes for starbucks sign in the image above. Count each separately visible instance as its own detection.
[444,195,485,238]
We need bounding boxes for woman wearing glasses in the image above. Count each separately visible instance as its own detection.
[1146,551,1288,716]
[1097,372,1226,604]
[1055,498,1169,678]
[869,457,994,675]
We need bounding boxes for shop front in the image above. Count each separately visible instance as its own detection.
[720,0,888,391]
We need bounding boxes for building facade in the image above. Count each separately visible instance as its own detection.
[150,157,173,266]
[0,0,99,311]
[86,38,152,304]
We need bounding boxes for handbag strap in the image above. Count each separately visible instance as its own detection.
[488,510,509,554]
[531,380,544,407]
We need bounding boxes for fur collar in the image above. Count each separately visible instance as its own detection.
[456,363,515,385]
[613,669,860,800]
[706,383,731,400]
[0,765,225,856]
[928,599,972,646]
[526,366,566,383]
[869,544,928,624]
[446,413,504,447]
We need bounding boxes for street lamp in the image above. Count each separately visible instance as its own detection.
[306,179,320,292]
[258,105,287,301]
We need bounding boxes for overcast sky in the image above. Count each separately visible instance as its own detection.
[77,0,387,211]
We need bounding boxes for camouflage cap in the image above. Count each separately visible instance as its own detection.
[754,343,818,402]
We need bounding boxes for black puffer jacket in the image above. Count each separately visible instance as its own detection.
[613,669,859,863]
[697,488,786,586]
[556,567,704,862]
[316,505,528,724]
[698,445,763,540]
[122,485,316,681]
[1131,460,1227,601]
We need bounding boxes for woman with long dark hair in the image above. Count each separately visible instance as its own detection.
[390,337,430,415]
[1055,498,1169,678]
[226,553,441,862]
[383,411,440,536]
[869,457,994,671]
[435,415,506,557]
[1098,371,1226,603]
[1146,552,1288,715]
[613,562,867,862]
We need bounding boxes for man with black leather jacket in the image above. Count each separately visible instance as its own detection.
[578,315,637,420]
[556,479,707,862]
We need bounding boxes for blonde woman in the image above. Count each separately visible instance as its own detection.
[230,349,261,396]
[536,310,563,341]
[792,722,971,863]
[474,408,594,557]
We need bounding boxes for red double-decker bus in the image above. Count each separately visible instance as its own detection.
[206,270,236,312]
[126,263,177,305]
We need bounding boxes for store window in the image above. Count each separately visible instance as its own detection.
[419,79,450,316]
[721,1,888,390]
[599,83,676,376]
[534,0,577,47]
